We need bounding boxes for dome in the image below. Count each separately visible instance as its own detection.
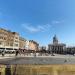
[53,35,58,44]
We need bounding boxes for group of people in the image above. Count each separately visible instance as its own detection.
[15,49,37,57]
[1,50,19,57]
[0,49,36,57]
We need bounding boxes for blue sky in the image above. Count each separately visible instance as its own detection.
[0,0,75,46]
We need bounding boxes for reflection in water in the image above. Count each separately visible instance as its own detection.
[1,65,75,75]
[5,68,11,75]
[10,65,75,75]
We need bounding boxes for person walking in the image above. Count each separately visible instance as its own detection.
[15,50,19,56]
[2,50,5,56]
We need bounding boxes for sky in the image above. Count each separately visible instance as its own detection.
[0,0,75,46]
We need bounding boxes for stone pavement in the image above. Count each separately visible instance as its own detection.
[0,54,75,64]
[0,54,15,59]
[0,53,75,59]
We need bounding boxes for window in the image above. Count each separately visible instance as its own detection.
[10,43,13,46]
[15,44,18,47]
[0,37,3,39]
[0,42,2,45]
[15,37,18,39]
[4,37,6,40]
[15,40,18,42]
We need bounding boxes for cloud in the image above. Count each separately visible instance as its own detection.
[21,20,64,33]
[52,20,64,24]
[22,23,40,33]
[22,23,51,33]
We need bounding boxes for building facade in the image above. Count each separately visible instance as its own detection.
[19,37,26,49]
[28,40,39,51]
[0,28,39,52]
[48,35,66,54]
[0,28,19,51]
[39,46,46,51]
[66,46,75,54]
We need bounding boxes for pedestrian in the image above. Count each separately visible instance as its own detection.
[15,50,19,56]
[2,51,5,56]
[34,51,36,57]
[64,59,67,62]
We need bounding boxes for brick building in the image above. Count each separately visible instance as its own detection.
[0,28,19,51]
[28,40,39,51]
[19,37,26,49]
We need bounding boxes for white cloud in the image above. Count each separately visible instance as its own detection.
[22,20,64,33]
[52,20,64,24]
[22,23,51,33]
[22,23,40,33]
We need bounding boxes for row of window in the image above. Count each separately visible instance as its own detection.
[0,37,19,42]
[0,42,19,47]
